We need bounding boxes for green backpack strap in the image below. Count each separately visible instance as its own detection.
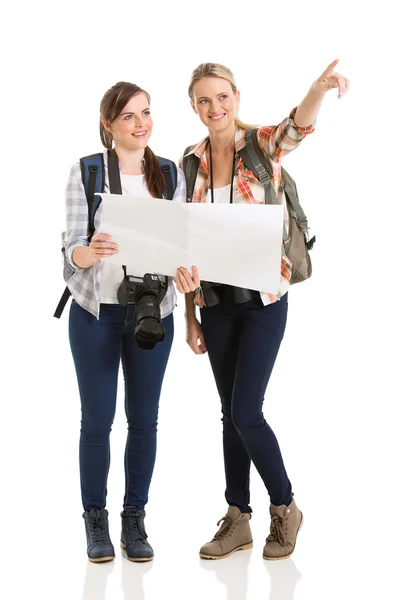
[241,129,314,245]
[182,145,200,202]
[280,166,308,231]
[239,129,280,205]
[240,129,286,256]
[280,166,315,249]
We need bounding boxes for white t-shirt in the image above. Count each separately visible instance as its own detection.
[99,174,152,303]
[206,184,231,204]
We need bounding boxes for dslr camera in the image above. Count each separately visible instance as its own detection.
[117,266,168,350]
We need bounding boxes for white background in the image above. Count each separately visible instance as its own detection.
[1,1,399,599]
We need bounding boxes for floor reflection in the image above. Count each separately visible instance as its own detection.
[79,546,301,600]
[121,551,153,600]
[263,558,301,600]
[200,549,252,600]
[81,560,115,600]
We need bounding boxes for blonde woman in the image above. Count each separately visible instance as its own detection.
[180,60,349,560]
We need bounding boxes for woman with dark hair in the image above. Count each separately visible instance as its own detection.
[64,81,198,563]
[181,60,349,561]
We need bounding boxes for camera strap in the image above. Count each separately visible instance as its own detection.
[208,143,236,204]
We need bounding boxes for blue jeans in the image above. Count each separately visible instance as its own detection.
[200,286,291,511]
[69,301,174,511]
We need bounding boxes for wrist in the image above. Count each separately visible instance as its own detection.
[185,310,197,323]
[72,245,98,269]
[310,81,327,94]
[87,246,98,266]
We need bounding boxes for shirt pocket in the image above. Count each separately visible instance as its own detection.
[240,169,265,204]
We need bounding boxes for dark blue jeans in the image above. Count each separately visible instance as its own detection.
[69,301,174,511]
[200,286,292,511]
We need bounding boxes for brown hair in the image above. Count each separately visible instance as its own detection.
[100,81,165,198]
[188,63,255,130]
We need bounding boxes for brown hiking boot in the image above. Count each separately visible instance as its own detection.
[200,506,253,560]
[263,494,303,561]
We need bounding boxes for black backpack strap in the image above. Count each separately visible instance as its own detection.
[81,151,122,237]
[80,153,105,241]
[160,164,174,200]
[54,153,106,319]
[53,286,72,319]
[87,166,98,239]
[107,149,122,195]
[157,157,178,200]
[182,146,199,202]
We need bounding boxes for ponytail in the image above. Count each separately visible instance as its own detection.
[143,146,165,199]
[100,119,113,150]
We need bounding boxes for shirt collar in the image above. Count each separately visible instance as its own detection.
[184,124,249,160]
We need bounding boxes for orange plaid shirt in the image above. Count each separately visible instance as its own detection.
[180,108,315,306]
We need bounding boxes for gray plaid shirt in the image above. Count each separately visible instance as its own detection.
[62,150,186,319]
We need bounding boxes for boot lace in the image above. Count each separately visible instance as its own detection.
[87,510,109,543]
[213,516,235,540]
[267,515,287,546]
[123,508,148,543]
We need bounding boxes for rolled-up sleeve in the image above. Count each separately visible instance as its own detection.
[257,107,316,162]
[64,161,89,270]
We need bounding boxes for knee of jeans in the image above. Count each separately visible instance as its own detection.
[127,421,158,435]
[80,419,113,438]
[231,410,265,431]
[221,402,233,422]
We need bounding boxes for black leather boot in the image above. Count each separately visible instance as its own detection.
[120,507,154,562]
[83,508,115,562]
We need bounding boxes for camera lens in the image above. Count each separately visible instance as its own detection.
[117,272,167,349]
[135,317,165,350]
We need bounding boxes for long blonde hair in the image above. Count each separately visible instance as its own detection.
[188,63,255,130]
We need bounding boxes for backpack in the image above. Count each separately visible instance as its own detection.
[54,150,177,318]
[182,128,315,286]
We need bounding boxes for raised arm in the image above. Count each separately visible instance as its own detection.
[294,59,349,127]
[257,59,349,162]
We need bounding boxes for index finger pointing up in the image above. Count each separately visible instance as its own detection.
[322,58,340,78]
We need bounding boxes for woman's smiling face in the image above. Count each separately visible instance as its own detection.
[103,91,153,151]
[191,77,240,133]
